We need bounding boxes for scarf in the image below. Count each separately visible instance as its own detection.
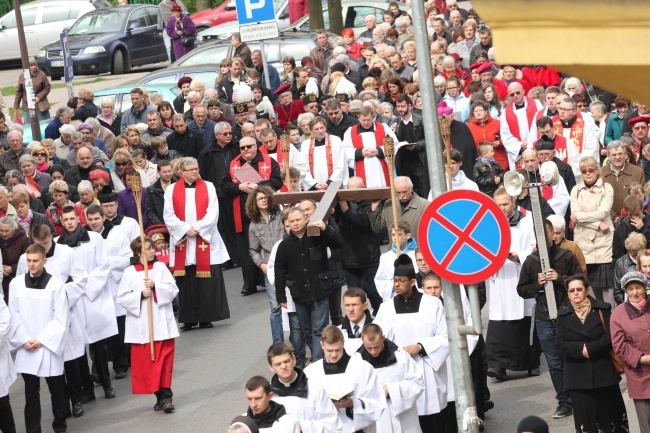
[631,298,648,310]
[25,175,41,198]
[270,367,309,398]
[246,400,287,429]
[48,200,75,227]
[258,144,288,192]
[358,339,399,368]
[571,298,591,324]
[37,162,48,172]
[57,224,90,248]
[392,237,417,253]
[16,210,33,237]
[171,178,211,278]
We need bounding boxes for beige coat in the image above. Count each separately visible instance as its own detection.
[570,177,614,264]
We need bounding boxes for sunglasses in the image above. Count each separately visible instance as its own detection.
[580,167,597,175]
[240,144,255,150]
[115,161,130,167]
[34,152,47,157]
[220,131,233,136]
[509,91,522,97]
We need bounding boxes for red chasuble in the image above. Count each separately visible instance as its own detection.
[552,112,585,154]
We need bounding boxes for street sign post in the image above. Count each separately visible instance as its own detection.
[235,0,277,91]
[60,31,74,99]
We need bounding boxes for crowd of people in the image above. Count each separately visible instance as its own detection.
[0,0,649,432]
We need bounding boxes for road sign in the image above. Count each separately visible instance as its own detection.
[418,189,511,284]
[239,21,279,43]
[60,32,74,84]
[235,0,275,25]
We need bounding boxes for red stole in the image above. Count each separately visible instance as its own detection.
[541,184,553,201]
[308,135,334,180]
[229,153,272,233]
[171,179,211,278]
[552,135,569,163]
[552,113,585,154]
[350,122,390,185]
[259,143,288,192]
[504,97,538,141]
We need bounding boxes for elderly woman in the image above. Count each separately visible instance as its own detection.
[124,125,155,160]
[77,180,99,215]
[0,215,30,299]
[41,138,69,171]
[297,112,314,142]
[90,168,110,193]
[556,274,628,433]
[166,4,196,60]
[19,154,50,197]
[611,271,650,433]
[12,192,54,240]
[46,180,87,235]
[117,168,150,228]
[44,106,73,140]
[4,170,23,189]
[571,156,615,306]
[612,233,646,305]
[72,89,98,121]
[110,149,150,192]
[54,124,77,160]
[77,122,109,156]
[605,97,632,145]
[563,77,583,97]
[131,149,158,184]
[467,100,506,168]
[86,117,116,159]
[97,97,122,138]
[341,28,362,60]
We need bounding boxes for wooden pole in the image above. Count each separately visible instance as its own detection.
[439,116,453,191]
[383,137,401,255]
[130,174,155,362]
[280,134,291,190]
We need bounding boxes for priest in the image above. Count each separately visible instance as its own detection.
[552,97,599,161]
[300,116,349,191]
[358,323,424,433]
[274,84,305,130]
[164,157,230,331]
[304,325,386,433]
[373,254,449,432]
[500,82,544,169]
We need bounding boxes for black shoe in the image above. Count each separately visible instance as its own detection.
[221,260,234,270]
[528,367,541,377]
[484,400,494,412]
[180,323,197,332]
[154,400,164,411]
[553,405,573,419]
[478,419,485,432]
[115,370,128,380]
[64,404,72,419]
[72,402,84,418]
[81,393,96,404]
[198,322,213,329]
[241,288,257,296]
[162,399,175,413]
[90,373,100,384]
[487,367,507,381]
[104,386,116,399]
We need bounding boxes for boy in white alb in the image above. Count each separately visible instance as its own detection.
[0,293,17,432]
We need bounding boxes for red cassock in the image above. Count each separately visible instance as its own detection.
[493,79,531,100]
[521,66,562,89]
[274,100,306,129]
[131,337,175,394]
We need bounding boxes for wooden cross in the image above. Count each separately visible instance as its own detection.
[199,242,209,251]
[273,181,391,236]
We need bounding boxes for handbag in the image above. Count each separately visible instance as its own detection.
[180,34,196,46]
[598,310,625,374]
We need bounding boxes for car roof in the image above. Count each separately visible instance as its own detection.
[95,84,177,93]
[21,0,96,4]
[83,4,154,12]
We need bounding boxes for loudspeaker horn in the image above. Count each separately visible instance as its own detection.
[504,171,524,196]
[540,161,559,187]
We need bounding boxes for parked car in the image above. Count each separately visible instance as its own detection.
[190,0,286,32]
[93,84,180,115]
[178,36,317,72]
[135,65,221,89]
[36,5,167,80]
[0,0,110,63]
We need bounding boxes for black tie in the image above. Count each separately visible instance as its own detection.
[353,324,360,338]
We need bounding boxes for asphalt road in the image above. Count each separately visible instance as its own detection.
[6,266,642,433]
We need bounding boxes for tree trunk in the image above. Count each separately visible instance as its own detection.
[307,0,324,31]
[195,0,211,13]
[327,0,343,35]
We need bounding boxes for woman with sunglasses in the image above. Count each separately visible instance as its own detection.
[570,156,616,306]
[110,149,150,192]
[31,145,52,173]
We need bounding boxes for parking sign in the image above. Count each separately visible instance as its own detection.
[60,32,74,83]
[235,0,275,25]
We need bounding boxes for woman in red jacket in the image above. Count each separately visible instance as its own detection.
[342,28,363,60]
[467,101,507,169]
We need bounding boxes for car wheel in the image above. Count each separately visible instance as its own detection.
[112,50,125,75]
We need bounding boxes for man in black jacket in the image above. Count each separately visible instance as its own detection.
[612,195,650,263]
[324,98,358,140]
[274,207,344,362]
[336,177,383,314]
[145,160,173,226]
[394,94,429,198]
[517,219,581,419]
[166,114,205,158]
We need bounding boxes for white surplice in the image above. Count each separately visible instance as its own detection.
[372,348,424,433]
[102,228,132,317]
[0,294,16,397]
[305,354,386,433]
[374,249,417,301]
[117,262,179,344]
[8,274,68,377]
[374,294,449,416]
[341,123,397,188]
[163,180,229,268]
[17,243,88,361]
[272,377,343,433]
[300,134,349,190]
[110,215,141,241]
[501,98,544,169]
[559,115,600,160]
[266,143,310,182]
[488,213,536,320]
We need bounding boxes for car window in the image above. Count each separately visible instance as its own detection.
[69,10,127,34]
[346,6,382,28]
[178,45,229,66]
[95,93,118,110]
[277,3,289,20]
[143,74,178,84]
[42,5,71,24]
[298,9,328,32]
[265,43,279,63]
[281,44,310,63]
[128,8,149,28]
[185,72,219,88]
[120,93,132,113]
[143,8,158,26]
[2,7,37,28]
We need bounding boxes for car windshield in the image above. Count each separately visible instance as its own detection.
[68,10,127,35]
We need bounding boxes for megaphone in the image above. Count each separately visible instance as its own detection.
[504,171,524,196]
[540,161,559,187]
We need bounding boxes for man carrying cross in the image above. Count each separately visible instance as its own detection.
[163,157,230,332]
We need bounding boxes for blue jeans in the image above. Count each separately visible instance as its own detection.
[288,312,306,364]
[264,276,284,344]
[536,318,571,407]
[295,296,330,362]
[343,265,382,315]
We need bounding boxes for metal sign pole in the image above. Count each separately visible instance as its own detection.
[411,0,480,430]
[14,0,41,141]
[259,39,271,93]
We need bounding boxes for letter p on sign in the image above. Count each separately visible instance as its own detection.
[245,0,265,19]
[236,0,275,24]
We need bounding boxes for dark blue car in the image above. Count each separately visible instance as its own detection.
[36,5,167,80]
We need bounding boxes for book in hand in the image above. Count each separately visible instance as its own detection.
[234,162,263,184]
[328,388,354,402]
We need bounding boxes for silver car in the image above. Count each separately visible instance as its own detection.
[0,0,110,62]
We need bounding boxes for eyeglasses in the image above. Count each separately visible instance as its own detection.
[447,86,459,91]
[115,161,130,167]
[509,91,522,97]
[558,107,574,112]
[183,168,199,172]
[567,287,585,293]
[240,144,255,150]
[34,152,47,157]
[580,167,598,175]
[219,131,233,136]
[256,197,268,202]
